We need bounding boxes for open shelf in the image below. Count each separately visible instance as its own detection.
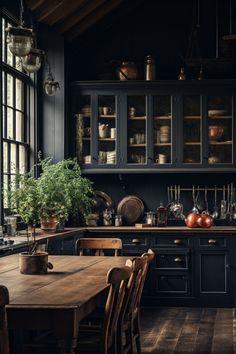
[184,142,201,145]
[128,116,147,120]
[154,143,171,146]
[154,116,171,120]
[128,144,146,147]
[209,141,232,145]
[99,115,116,119]
[208,116,232,119]
[98,138,116,141]
[184,116,201,120]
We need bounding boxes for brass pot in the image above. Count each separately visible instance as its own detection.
[208,125,224,140]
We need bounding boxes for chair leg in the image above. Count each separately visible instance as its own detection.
[125,326,134,354]
[133,316,141,354]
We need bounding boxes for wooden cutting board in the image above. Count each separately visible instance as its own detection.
[117,195,144,225]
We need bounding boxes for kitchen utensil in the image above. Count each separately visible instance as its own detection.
[226,184,231,220]
[208,110,227,117]
[145,211,156,226]
[98,124,109,138]
[211,185,219,219]
[92,191,113,217]
[196,213,213,228]
[203,186,209,214]
[185,212,199,228]
[172,185,185,219]
[117,195,144,225]
[208,125,224,140]
[208,156,221,164]
[103,209,113,226]
[220,185,227,219]
[191,186,199,213]
[117,62,138,80]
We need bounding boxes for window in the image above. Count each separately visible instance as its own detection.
[1,10,36,222]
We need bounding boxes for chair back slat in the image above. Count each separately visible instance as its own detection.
[76,238,122,256]
[0,285,10,354]
[101,265,132,354]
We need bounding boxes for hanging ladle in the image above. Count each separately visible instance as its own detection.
[211,185,219,219]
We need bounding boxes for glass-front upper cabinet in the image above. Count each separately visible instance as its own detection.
[127,95,147,164]
[75,95,91,165]
[98,95,117,165]
[182,95,202,165]
[207,95,233,165]
[153,95,172,165]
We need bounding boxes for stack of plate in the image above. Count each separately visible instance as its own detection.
[106,151,116,164]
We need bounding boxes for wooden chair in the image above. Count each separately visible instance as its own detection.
[75,238,122,256]
[117,249,155,354]
[77,264,132,354]
[0,285,10,354]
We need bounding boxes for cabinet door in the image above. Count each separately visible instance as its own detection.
[75,95,92,166]
[181,95,203,166]
[125,95,147,166]
[207,95,234,166]
[199,252,229,293]
[152,95,174,166]
[97,95,118,167]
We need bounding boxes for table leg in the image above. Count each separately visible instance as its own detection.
[57,337,78,354]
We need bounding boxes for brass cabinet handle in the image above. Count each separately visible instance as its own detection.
[174,239,182,245]
[208,239,217,245]
[132,239,141,245]
[174,257,182,263]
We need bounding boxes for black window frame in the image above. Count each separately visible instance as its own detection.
[0,7,38,225]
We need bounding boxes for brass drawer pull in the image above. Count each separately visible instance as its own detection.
[132,239,141,245]
[208,239,217,245]
[174,257,182,263]
[174,239,182,245]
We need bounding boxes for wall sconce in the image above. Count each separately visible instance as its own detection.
[22,48,45,73]
[44,58,60,96]
[5,0,34,57]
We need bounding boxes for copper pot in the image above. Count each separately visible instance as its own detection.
[185,212,200,228]
[197,213,213,228]
[41,216,58,232]
[117,62,138,80]
[208,125,224,140]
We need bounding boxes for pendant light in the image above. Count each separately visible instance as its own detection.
[44,58,60,96]
[22,48,45,73]
[5,0,34,57]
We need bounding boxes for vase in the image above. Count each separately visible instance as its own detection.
[40,217,58,232]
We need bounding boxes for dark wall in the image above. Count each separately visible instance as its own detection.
[89,172,236,217]
[38,24,65,162]
[66,0,234,81]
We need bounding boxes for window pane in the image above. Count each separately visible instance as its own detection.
[3,142,8,173]
[16,111,23,141]
[3,175,9,208]
[7,74,13,107]
[2,18,5,62]
[19,145,26,174]
[7,107,14,139]
[16,79,23,111]
[7,23,13,66]
[2,72,5,104]
[2,105,6,138]
[10,144,17,169]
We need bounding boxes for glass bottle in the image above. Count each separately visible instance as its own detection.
[178,67,186,80]
[115,214,122,227]
[145,55,156,80]
[156,202,167,226]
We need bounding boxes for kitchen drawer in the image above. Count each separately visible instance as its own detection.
[199,237,227,248]
[152,236,190,248]
[155,252,189,269]
[154,273,190,295]
[122,236,149,247]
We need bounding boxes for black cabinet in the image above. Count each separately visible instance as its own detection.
[71,80,236,173]
[84,230,235,307]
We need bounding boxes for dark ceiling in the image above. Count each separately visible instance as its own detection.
[25,0,145,40]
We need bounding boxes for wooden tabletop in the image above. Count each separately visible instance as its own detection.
[1,255,131,353]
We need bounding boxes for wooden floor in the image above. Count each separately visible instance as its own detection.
[140,307,236,354]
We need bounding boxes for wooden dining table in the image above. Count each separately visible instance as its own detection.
[0,254,131,354]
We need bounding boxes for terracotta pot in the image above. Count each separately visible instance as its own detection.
[19,252,53,274]
[41,216,58,232]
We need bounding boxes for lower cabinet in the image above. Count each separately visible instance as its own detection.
[85,230,235,307]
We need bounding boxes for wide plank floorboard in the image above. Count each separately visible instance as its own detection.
[141,307,236,354]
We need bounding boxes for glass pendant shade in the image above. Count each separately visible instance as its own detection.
[22,48,44,73]
[5,26,33,57]
[44,80,60,96]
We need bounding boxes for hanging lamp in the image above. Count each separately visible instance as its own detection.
[5,0,34,57]
[22,48,45,73]
[44,58,60,96]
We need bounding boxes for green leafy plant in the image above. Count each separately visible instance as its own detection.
[6,157,94,226]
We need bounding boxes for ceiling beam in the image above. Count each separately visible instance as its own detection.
[59,0,107,34]
[25,0,47,12]
[67,0,124,40]
[43,0,88,26]
[37,0,64,22]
